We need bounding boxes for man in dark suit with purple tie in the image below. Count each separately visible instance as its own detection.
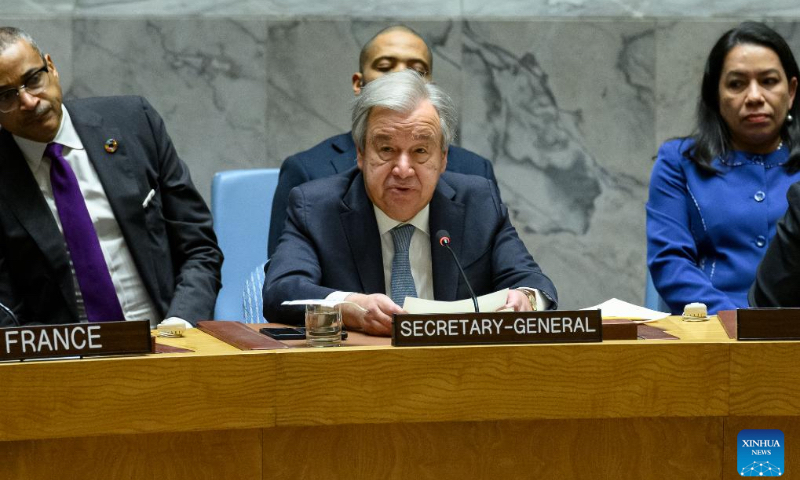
[0,27,222,327]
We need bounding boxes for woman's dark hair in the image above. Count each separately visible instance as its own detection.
[689,21,800,172]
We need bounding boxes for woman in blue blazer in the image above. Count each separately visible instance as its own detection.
[647,21,800,314]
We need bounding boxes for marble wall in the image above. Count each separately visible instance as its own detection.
[2,7,800,309]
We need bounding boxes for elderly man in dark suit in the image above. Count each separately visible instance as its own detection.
[0,27,222,327]
[267,25,497,257]
[750,181,800,307]
[264,70,556,336]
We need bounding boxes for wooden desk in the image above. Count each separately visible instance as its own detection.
[0,317,794,479]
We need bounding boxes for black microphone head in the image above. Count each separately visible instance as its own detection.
[436,230,451,247]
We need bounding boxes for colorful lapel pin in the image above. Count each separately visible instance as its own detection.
[104,138,118,153]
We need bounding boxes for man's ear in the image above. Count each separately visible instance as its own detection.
[352,72,364,96]
[46,54,59,80]
[356,145,364,170]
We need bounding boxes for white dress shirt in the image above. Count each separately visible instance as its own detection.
[14,106,162,326]
[327,203,550,310]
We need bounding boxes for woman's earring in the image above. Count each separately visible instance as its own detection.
[788,113,795,124]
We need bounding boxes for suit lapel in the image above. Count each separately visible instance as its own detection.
[68,102,146,214]
[331,133,357,173]
[340,172,385,294]
[0,130,78,317]
[429,179,466,301]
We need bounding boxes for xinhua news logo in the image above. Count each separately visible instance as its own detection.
[738,429,784,477]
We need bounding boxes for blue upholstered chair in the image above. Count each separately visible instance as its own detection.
[211,169,279,321]
[644,270,670,313]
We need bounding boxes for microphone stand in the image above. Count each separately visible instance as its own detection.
[439,236,480,313]
[0,301,20,327]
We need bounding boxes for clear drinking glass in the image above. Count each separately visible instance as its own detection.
[304,304,342,347]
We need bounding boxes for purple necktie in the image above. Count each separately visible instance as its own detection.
[46,142,124,322]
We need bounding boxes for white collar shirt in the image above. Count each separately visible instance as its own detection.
[373,204,434,303]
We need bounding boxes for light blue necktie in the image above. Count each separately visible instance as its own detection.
[390,224,418,305]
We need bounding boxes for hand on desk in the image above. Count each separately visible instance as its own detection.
[343,293,404,337]
[499,289,533,312]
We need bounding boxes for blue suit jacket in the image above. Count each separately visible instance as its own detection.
[263,169,556,324]
[646,138,800,314]
[268,132,497,257]
[0,96,222,326]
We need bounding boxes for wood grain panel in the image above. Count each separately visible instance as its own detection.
[0,429,262,480]
[654,315,735,343]
[154,327,246,355]
[274,342,729,426]
[0,352,276,441]
[730,343,800,416]
[263,418,723,479]
[723,416,799,479]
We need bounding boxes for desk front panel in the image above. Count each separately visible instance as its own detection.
[0,429,262,480]
[0,350,276,442]
[2,316,797,480]
[263,417,723,480]
[274,342,729,426]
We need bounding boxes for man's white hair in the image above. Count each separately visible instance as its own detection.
[351,69,457,153]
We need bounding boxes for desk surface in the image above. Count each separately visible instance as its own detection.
[209,313,737,348]
[0,315,738,442]
[650,314,734,342]
[2,315,798,480]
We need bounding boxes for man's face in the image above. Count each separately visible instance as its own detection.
[357,100,447,222]
[0,39,63,143]
[352,30,431,95]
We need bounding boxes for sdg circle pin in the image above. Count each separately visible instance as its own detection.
[104,138,118,153]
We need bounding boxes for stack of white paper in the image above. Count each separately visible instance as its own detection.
[581,298,670,322]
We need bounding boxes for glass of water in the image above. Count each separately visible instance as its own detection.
[304,304,342,347]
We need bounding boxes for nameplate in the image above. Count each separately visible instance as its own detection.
[737,308,800,341]
[392,310,602,347]
[0,321,153,361]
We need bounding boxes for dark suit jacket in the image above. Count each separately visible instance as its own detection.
[267,132,497,257]
[263,169,556,324]
[749,181,800,307]
[0,96,223,327]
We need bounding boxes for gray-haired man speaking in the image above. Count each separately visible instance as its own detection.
[264,70,556,336]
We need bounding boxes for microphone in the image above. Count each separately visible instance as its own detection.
[436,230,479,313]
[0,300,20,327]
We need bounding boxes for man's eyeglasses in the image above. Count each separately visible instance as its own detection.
[0,63,50,113]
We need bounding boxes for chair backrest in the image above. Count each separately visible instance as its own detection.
[242,262,267,324]
[211,169,279,320]
[645,269,671,313]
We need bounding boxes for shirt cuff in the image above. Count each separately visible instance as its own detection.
[516,288,551,311]
[325,291,353,303]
